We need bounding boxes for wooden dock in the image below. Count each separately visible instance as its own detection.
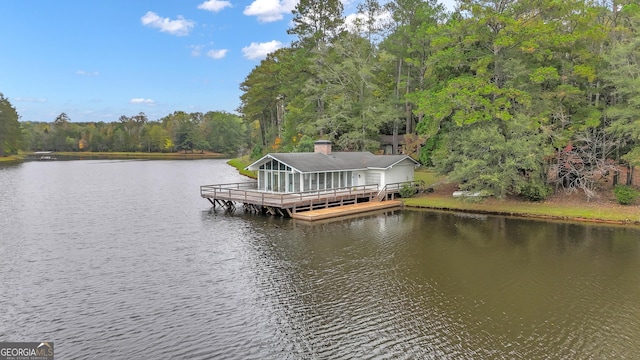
[201,182,381,216]
[290,200,403,221]
[200,180,423,219]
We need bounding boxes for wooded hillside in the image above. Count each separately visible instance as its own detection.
[239,0,640,200]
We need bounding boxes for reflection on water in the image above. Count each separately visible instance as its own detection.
[241,211,640,359]
[1,160,639,359]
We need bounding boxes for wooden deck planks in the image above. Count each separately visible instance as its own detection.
[201,182,421,218]
[290,200,403,221]
[202,187,381,209]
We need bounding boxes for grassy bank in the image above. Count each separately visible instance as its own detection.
[227,156,257,178]
[407,169,640,226]
[0,155,22,163]
[404,195,640,225]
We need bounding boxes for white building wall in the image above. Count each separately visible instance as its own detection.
[365,171,383,187]
[383,161,416,185]
[353,171,367,186]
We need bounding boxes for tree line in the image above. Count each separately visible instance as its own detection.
[1,107,246,156]
[238,0,640,200]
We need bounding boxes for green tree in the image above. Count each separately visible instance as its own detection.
[175,119,195,153]
[239,52,285,149]
[160,111,195,151]
[0,93,21,156]
[118,112,148,151]
[381,0,447,138]
[288,0,344,48]
[411,0,552,197]
[306,32,397,151]
[604,3,640,167]
[201,111,246,155]
[145,123,169,152]
[287,0,345,144]
[86,123,108,152]
[52,112,72,151]
[433,115,549,199]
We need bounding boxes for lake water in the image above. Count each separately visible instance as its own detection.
[1,159,639,359]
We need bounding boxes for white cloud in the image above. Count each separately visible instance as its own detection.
[189,45,204,56]
[242,40,284,60]
[14,97,47,102]
[441,0,456,11]
[129,98,156,105]
[243,0,297,23]
[344,9,392,36]
[198,0,232,12]
[207,49,228,59]
[190,44,227,58]
[76,70,99,76]
[141,11,195,36]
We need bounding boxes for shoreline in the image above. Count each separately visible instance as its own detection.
[403,202,640,226]
[226,156,640,226]
[6,153,636,226]
[0,156,20,163]
[402,187,640,227]
[2,151,227,162]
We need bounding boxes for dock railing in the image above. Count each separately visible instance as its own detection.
[201,182,381,208]
[376,180,426,201]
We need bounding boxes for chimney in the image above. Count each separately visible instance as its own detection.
[314,140,332,155]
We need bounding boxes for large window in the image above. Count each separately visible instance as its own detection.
[336,171,353,187]
[303,174,311,191]
[258,170,265,189]
[259,159,295,192]
[294,173,300,192]
[258,159,356,193]
[279,171,286,192]
[272,172,279,192]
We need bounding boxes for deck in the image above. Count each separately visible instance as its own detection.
[290,200,403,221]
[200,180,423,218]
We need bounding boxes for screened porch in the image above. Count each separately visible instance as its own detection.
[256,158,353,193]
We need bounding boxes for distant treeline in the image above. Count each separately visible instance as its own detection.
[20,111,247,156]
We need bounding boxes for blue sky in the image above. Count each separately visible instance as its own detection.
[2,0,456,123]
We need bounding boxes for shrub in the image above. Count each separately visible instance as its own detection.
[520,183,553,202]
[249,145,263,160]
[399,184,417,198]
[613,185,639,205]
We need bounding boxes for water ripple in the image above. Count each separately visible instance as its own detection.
[1,161,640,358]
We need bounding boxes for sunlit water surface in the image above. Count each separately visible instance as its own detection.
[1,160,639,359]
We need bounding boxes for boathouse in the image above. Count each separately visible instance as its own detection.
[246,140,419,193]
[200,140,422,219]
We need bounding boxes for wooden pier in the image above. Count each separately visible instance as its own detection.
[290,200,403,221]
[200,181,423,220]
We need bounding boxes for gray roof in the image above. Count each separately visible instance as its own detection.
[247,152,419,173]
